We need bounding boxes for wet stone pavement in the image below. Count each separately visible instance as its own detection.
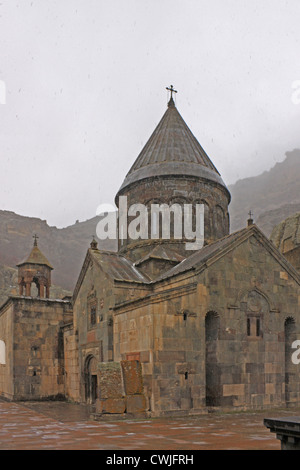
[0,399,297,450]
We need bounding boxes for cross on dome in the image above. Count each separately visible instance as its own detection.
[166,85,177,107]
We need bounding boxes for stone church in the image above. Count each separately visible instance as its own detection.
[0,90,300,417]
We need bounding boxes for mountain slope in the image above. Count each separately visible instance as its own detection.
[228,149,300,235]
[0,263,72,307]
[0,212,116,292]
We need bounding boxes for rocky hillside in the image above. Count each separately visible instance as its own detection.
[0,212,116,293]
[270,212,300,252]
[255,203,300,238]
[0,264,18,306]
[0,263,72,307]
[228,149,300,236]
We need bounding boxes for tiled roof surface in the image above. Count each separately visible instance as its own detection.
[91,250,150,282]
[118,102,229,193]
[135,245,185,266]
[17,245,53,269]
[156,227,250,280]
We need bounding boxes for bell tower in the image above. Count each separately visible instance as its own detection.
[17,235,53,298]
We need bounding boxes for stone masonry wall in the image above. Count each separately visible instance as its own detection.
[113,232,300,416]
[114,302,153,412]
[12,297,72,400]
[63,325,80,402]
[197,237,300,410]
[0,302,14,399]
[117,176,230,261]
[73,259,116,402]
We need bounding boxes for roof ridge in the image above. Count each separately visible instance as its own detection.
[154,226,252,281]
[154,224,300,284]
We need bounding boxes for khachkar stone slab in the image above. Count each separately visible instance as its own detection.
[264,417,300,449]
[98,362,123,398]
[96,362,126,415]
[121,360,144,396]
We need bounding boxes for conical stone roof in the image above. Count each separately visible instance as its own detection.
[17,244,53,269]
[117,98,229,197]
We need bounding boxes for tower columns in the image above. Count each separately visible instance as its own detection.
[25,282,31,297]
[16,236,53,299]
[45,285,50,299]
[39,282,45,298]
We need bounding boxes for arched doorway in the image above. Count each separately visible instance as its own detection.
[84,355,98,404]
[205,311,221,406]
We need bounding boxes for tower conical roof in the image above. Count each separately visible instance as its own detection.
[17,241,53,269]
[117,99,230,198]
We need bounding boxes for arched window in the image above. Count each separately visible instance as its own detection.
[194,199,211,242]
[214,205,225,239]
[0,340,6,365]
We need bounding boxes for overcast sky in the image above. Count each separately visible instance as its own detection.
[1,0,300,228]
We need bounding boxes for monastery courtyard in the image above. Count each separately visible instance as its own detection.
[0,399,297,450]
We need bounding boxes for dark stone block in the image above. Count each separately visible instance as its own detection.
[264,417,300,450]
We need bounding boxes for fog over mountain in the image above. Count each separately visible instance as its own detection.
[228,149,300,235]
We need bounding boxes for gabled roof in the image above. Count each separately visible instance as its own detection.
[117,100,230,198]
[17,245,53,269]
[134,245,185,266]
[73,225,300,308]
[91,250,150,282]
[155,224,300,285]
[72,247,150,303]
